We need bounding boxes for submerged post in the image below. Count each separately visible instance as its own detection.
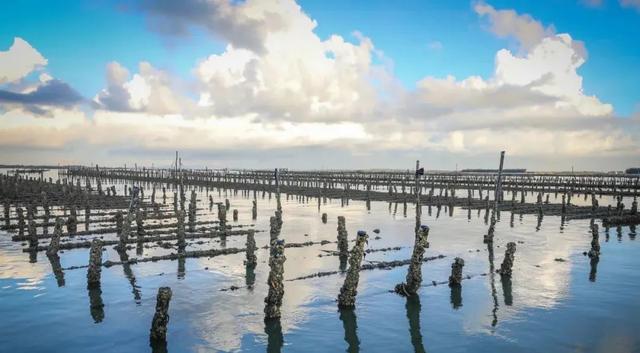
[395,225,430,296]
[150,287,172,343]
[338,231,369,308]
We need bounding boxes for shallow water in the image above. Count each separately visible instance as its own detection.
[1,170,639,353]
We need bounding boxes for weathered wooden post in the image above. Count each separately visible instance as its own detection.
[252,200,257,220]
[217,203,227,227]
[497,242,516,277]
[46,218,65,256]
[448,257,465,287]
[337,216,349,257]
[233,209,238,221]
[264,239,286,320]
[483,218,496,243]
[245,229,257,267]
[338,231,369,308]
[395,225,429,296]
[177,210,186,253]
[321,213,327,223]
[150,287,172,343]
[87,239,103,288]
[17,207,25,236]
[588,223,600,258]
[188,190,196,232]
[67,207,78,236]
[136,209,145,237]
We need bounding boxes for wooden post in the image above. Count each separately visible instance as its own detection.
[494,151,505,210]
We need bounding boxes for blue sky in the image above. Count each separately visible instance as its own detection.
[1,0,638,115]
[0,0,639,169]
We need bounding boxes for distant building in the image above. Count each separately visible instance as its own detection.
[625,168,640,174]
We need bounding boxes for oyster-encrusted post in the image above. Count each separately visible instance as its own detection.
[395,225,430,296]
[150,287,172,343]
[448,257,465,287]
[338,231,369,308]
[497,242,517,277]
[264,239,286,320]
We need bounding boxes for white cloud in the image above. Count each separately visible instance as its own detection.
[93,61,188,114]
[474,2,555,51]
[1,1,638,170]
[192,0,385,122]
[0,37,47,84]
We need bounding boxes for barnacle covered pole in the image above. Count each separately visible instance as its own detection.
[264,240,286,320]
[338,231,369,308]
[448,257,465,287]
[150,287,172,343]
[497,242,516,277]
[395,225,430,296]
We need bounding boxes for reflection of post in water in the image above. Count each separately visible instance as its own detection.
[117,249,142,303]
[28,249,37,263]
[88,286,105,323]
[177,256,186,280]
[264,318,284,353]
[589,256,599,282]
[339,308,360,353]
[536,212,543,231]
[47,253,65,287]
[630,225,636,240]
[510,211,515,228]
[487,242,499,327]
[467,208,471,221]
[617,225,623,242]
[405,295,426,353]
[500,276,513,306]
[245,263,256,288]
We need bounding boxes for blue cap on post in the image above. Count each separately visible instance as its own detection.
[276,239,285,246]
[420,225,430,232]
[357,230,367,237]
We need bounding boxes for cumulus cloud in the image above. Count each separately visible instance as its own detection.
[0,78,83,115]
[93,61,189,114]
[0,38,83,116]
[1,1,638,169]
[133,0,286,54]
[474,2,555,51]
[192,0,387,122]
[0,37,47,84]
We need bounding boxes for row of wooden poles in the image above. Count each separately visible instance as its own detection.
[0,156,612,349]
[62,159,640,197]
[141,161,520,348]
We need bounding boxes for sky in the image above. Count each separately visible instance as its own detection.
[0,0,639,171]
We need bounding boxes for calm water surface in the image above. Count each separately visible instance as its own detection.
[0,170,638,352]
